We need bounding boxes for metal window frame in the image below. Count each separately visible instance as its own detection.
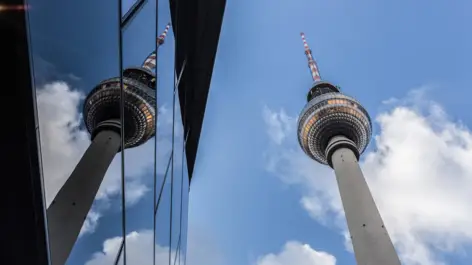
[0,0,51,264]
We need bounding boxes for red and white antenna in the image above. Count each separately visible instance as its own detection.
[142,23,171,71]
[157,22,171,45]
[300,32,321,82]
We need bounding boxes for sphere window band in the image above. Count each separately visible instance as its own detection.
[297,93,372,165]
[83,76,156,150]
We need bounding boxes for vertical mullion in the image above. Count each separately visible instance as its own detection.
[118,0,127,262]
[152,0,159,264]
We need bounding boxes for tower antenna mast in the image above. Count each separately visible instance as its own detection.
[157,22,171,45]
[300,32,321,82]
[142,22,171,71]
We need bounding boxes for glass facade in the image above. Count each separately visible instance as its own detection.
[27,0,189,264]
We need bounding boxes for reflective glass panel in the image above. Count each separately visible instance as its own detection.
[27,0,124,264]
[153,2,175,265]
[121,0,157,263]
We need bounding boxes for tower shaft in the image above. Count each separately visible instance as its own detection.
[327,136,401,265]
[142,23,171,71]
[47,129,121,265]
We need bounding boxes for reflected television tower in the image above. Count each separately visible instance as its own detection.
[47,23,171,265]
[297,32,401,265]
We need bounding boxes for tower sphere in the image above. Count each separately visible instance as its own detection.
[297,81,372,165]
[83,67,157,149]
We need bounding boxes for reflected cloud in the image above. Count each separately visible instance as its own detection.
[86,227,224,265]
[36,80,177,235]
[85,230,177,265]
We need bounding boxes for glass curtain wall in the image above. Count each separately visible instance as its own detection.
[27,0,190,264]
[27,0,124,263]
[115,0,158,263]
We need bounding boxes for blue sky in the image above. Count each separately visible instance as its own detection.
[28,0,472,264]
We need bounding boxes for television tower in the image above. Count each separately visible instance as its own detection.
[297,33,401,265]
[47,23,171,265]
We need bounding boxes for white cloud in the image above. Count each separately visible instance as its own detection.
[256,241,336,265]
[85,230,177,265]
[37,81,176,235]
[262,106,294,145]
[263,89,472,265]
